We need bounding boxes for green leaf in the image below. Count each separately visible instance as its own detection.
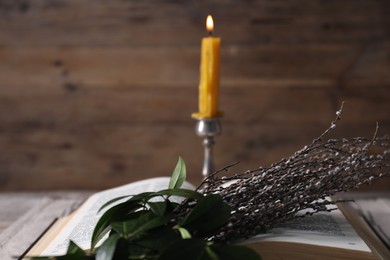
[169,157,186,189]
[92,206,121,248]
[66,240,86,256]
[98,195,132,213]
[211,244,262,260]
[126,243,155,259]
[181,194,230,232]
[99,191,162,213]
[205,245,219,260]
[127,213,170,237]
[128,191,159,203]
[96,234,120,260]
[136,227,180,252]
[176,226,192,239]
[110,219,140,238]
[157,189,203,200]
[111,212,169,239]
[158,238,207,260]
[92,201,142,248]
[148,201,168,216]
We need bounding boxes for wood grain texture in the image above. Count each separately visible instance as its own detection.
[0,193,88,259]
[0,0,389,190]
[0,46,362,89]
[0,0,387,46]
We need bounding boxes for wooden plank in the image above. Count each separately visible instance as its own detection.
[221,87,335,125]
[0,83,388,128]
[0,0,386,46]
[0,194,86,259]
[0,0,389,192]
[217,122,390,176]
[1,122,389,191]
[1,42,387,95]
[0,45,359,90]
[0,125,203,190]
[0,195,42,234]
[0,86,335,126]
[0,192,90,232]
[336,86,390,133]
[343,42,390,86]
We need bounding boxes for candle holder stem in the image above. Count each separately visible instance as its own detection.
[195,118,222,178]
[202,136,214,178]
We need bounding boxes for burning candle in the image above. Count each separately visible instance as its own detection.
[192,15,222,119]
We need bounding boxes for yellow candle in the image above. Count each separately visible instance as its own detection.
[192,15,222,119]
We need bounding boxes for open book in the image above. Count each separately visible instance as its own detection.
[27,177,386,259]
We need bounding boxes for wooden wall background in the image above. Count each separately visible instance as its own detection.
[0,0,389,190]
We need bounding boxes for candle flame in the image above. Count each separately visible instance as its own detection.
[206,15,214,33]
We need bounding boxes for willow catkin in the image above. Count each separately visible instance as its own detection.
[197,104,390,242]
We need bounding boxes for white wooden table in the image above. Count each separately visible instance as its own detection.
[0,192,90,260]
[1,192,389,260]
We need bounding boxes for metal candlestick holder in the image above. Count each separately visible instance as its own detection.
[195,118,222,178]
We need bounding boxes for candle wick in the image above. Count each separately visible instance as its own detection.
[208,30,213,36]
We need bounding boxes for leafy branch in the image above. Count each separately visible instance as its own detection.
[28,104,390,259]
[29,157,261,260]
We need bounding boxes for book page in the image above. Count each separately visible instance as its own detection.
[336,194,390,260]
[244,208,372,252]
[351,198,390,248]
[41,177,195,256]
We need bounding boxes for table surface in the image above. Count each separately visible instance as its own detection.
[0,192,90,260]
[0,191,389,260]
